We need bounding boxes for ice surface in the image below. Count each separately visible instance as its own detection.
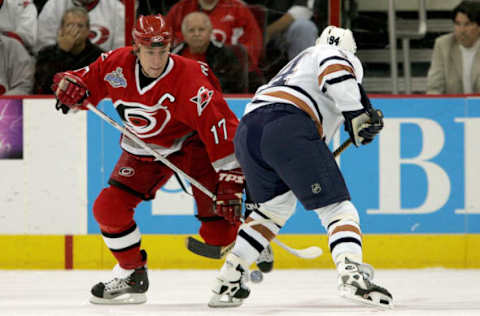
[2,269,479,316]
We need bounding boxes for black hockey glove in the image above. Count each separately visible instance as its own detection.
[343,108,384,146]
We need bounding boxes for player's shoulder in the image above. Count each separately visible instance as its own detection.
[171,54,210,76]
[100,47,135,62]
[95,47,135,73]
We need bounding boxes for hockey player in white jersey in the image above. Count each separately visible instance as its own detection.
[208,26,393,309]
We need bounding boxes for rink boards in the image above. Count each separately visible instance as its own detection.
[0,96,480,269]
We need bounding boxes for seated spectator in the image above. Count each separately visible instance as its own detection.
[254,0,318,60]
[427,1,480,94]
[34,7,104,94]
[245,1,318,81]
[36,0,125,53]
[172,11,248,93]
[0,0,38,52]
[166,0,264,92]
[0,34,34,95]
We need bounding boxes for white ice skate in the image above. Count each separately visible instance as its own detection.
[208,253,250,308]
[337,257,393,308]
[90,250,149,304]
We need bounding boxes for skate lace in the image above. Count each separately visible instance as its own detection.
[256,245,273,263]
[104,276,131,292]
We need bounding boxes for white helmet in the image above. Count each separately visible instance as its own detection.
[316,26,357,54]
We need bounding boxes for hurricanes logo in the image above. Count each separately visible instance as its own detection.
[114,94,175,138]
[190,86,213,116]
[89,25,110,45]
[105,67,127,88]
[119,167,135,177]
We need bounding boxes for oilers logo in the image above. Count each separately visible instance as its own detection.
[114,94,175,138]
[105,67,127,88]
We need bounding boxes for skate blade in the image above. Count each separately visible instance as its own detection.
[208,294,243,308]
[339,285,393,309]
[89,293,147,305]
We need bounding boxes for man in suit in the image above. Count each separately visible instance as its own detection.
[427,1,480,94]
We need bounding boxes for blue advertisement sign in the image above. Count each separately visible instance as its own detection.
[87,97,480,234]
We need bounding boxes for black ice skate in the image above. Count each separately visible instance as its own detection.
[256,244,274,273]
[90,250,149,304]
[209,253,250,308]
[337,257,393,308]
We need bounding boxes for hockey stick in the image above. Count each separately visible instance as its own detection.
[86,104,216,200]
[333,138,352,158]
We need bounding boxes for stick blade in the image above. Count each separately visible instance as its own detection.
[294,246,323,259]
[185,236,234,259]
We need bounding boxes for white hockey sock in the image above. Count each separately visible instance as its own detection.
[327,219,363,264]
[232,211,280,266]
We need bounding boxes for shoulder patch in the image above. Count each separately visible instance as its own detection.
[190,86,214,116]
[104,67,127,88]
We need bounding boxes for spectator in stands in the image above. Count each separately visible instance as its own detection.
[427,1,480,94]
[0,0,38,52]
[34,7,104,94]
[0,34,34,95]
[248,0,318,60]
[172,11,248,93]
[36,0,125,53]
[166,0,264,91]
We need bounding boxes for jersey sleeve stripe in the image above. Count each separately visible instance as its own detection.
[317,64,355,86]
[319,55,354,68]
[326,74,356,85]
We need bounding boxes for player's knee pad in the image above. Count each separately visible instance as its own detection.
[93,186,141,228]
[314,200,360,229]
[255,190,297,227]
[314,201,362,263]
[199,219,239,247]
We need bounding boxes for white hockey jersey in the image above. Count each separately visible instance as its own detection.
[245,44,365,144]
[0,0,38,51]
[0,34,34,95]
[36,0,125,53]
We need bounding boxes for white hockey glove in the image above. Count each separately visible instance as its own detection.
[343,108,384,146]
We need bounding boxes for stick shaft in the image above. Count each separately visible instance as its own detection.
[87,104,216,200]
[333,138,352,157]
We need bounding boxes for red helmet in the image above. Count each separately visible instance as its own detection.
[133,15,171,47]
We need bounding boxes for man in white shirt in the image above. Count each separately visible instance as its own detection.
[0,34,34,95]
[36,0,125,53]
[427,1,480,94]
[0,0,38,52]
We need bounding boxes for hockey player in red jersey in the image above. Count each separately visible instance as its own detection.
[52,14,245,304]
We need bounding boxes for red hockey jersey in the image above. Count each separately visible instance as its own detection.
[166,0,263,69]
[69,47,239,171]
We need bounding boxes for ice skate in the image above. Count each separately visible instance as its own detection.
[90,250,149,304]
[337,257,393,308]
[256,244,274,273]
[208,253,250,308]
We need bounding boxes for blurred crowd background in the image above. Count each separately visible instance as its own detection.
[1,0,479,96]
